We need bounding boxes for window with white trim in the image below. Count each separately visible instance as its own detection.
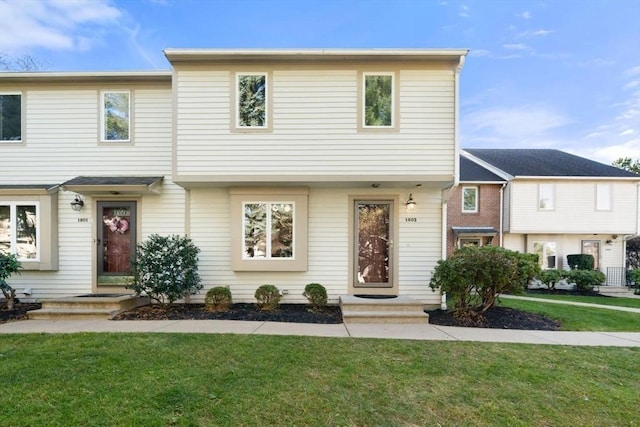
[0,202,39,261]
[243,202,294,259]
[101,90,130,141]
[0,93,22,142]
[363,73,394,127]
[236,73,267,128]
[538,183,555,210]
[462,186,478,213]
[595,183,611,211]
[533,241,556,269]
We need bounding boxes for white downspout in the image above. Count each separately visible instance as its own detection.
[499,183,506,246]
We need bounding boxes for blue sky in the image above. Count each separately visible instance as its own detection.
[1,0,639,165]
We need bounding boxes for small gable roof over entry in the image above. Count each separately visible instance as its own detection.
[63,176,163,195]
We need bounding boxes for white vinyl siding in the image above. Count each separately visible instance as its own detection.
[508,180,638,234]
[174,67,456,181]
[189,187,443,306]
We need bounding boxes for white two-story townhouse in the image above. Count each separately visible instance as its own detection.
[463,149,640,284]
[0,49,467,308]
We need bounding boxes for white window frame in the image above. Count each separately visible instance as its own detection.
[538,183,555,210]
[362,72,395,128]
[0,201,40,262]
[235,72,269,129]
[242,201,295,260]
[533,241,556,269]
[595,183,612,211]
[100,90,131,142]
[461,186,478,213]
[0,92,23,143]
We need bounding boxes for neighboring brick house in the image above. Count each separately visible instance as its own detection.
[446,155,505,257]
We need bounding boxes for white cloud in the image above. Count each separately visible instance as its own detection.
[503,43,530,50]
[625,65,640,76]
[518,29,555,37]
[573,139,640,165]
[459,4,469,17]
[0,0,122,52]
[517,11,532,19]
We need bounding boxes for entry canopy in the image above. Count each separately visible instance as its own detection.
[452,226,497,236]
[62,176,163,196]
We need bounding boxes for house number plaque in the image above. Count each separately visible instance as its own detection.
[405,217,417,222]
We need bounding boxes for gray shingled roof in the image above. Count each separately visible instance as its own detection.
[459,156,505,182]
[464,149,640,178]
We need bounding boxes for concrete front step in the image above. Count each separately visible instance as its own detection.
[599,286,637,296]
[339,295,429,323]
[29,294,149,320]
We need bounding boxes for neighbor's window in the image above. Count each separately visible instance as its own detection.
[102,91,130,141]
[596,183,611,211]
[533,241,556,269]
[237,73,267,128]
[462,186,478,213]
[0,202,39,261]
[243,202,294,259]
[538,183,555,210]
[363,73,394,127]
[0,93,22,142]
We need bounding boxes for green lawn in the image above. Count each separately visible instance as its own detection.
[0,333,638,426]
[523,293,640,309]
[500,298,640,331]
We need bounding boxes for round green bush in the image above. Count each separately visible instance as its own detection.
[205,286,232,312]
[303,283,327,310]
[255,284,282,311]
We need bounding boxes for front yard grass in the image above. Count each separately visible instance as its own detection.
[523,293,640,309]
[0,334,638,426]
[500,298,640,331]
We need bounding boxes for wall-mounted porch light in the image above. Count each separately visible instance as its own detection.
[70,195,85,211]
[406,194,416,212]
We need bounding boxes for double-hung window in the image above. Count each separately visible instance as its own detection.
[595,183,611,211]
[101,90,130,142]
[538,183,555,210]
[0,202,39,261]
[236,73,268,128]
[363,72,395,128]
[462,186,478,213]
[0,93,22,142]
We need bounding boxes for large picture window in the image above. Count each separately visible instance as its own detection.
[462,186,478,213]
[236,73,267,128]
[0,202,39,261]
[231,188,308,271]
[101,90,130,141]
[243,202,294,259]
[0,93,22,142]
[363,73,394,127]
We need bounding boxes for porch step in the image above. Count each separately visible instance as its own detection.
[340,295,429,324]
[599,286,639,298]
[28,294,149,320]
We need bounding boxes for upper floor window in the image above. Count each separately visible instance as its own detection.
[0,202,39,261]
[596,183,611,211]
[236,73,267,128]
[462,186,478,213]
[363,73,394,127]
[101,91,130,142]
[0,93,22,142]
[538,183,555,210]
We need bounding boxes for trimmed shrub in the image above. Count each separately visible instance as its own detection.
[567,254,595,270]
[303,283,327,311]
[565,269,605,292]
[255,284,281,311]
[205,286,233,312]
[538,269,564,291]
[429,246,539,320]
[0,252,21,310]
[127,234,202,305]
[629,269,640,295]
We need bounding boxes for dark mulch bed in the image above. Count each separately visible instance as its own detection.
[0,302,42,324]
[112,303,343,324]
[426,306,561,330]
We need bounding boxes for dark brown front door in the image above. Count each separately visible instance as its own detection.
[354,201,393,287]
[98,201,136,280]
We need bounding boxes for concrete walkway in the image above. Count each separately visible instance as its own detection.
[1,318,639,347]
[501,294,640,313]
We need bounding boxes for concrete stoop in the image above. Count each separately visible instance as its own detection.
[339,295,429,324]
[28,294,150,320]
[599,286,638,298]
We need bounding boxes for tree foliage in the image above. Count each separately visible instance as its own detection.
[238,74,266,127]
[364,75,392,126]
[127,234,202,305]
[0,53,50,71]
[0,252,21,310]
[429,246,539,321]
[104,92,129,140]
[612,157,640,175]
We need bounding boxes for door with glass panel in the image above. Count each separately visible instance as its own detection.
[97,201,136,282]
[354,201,393,287]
